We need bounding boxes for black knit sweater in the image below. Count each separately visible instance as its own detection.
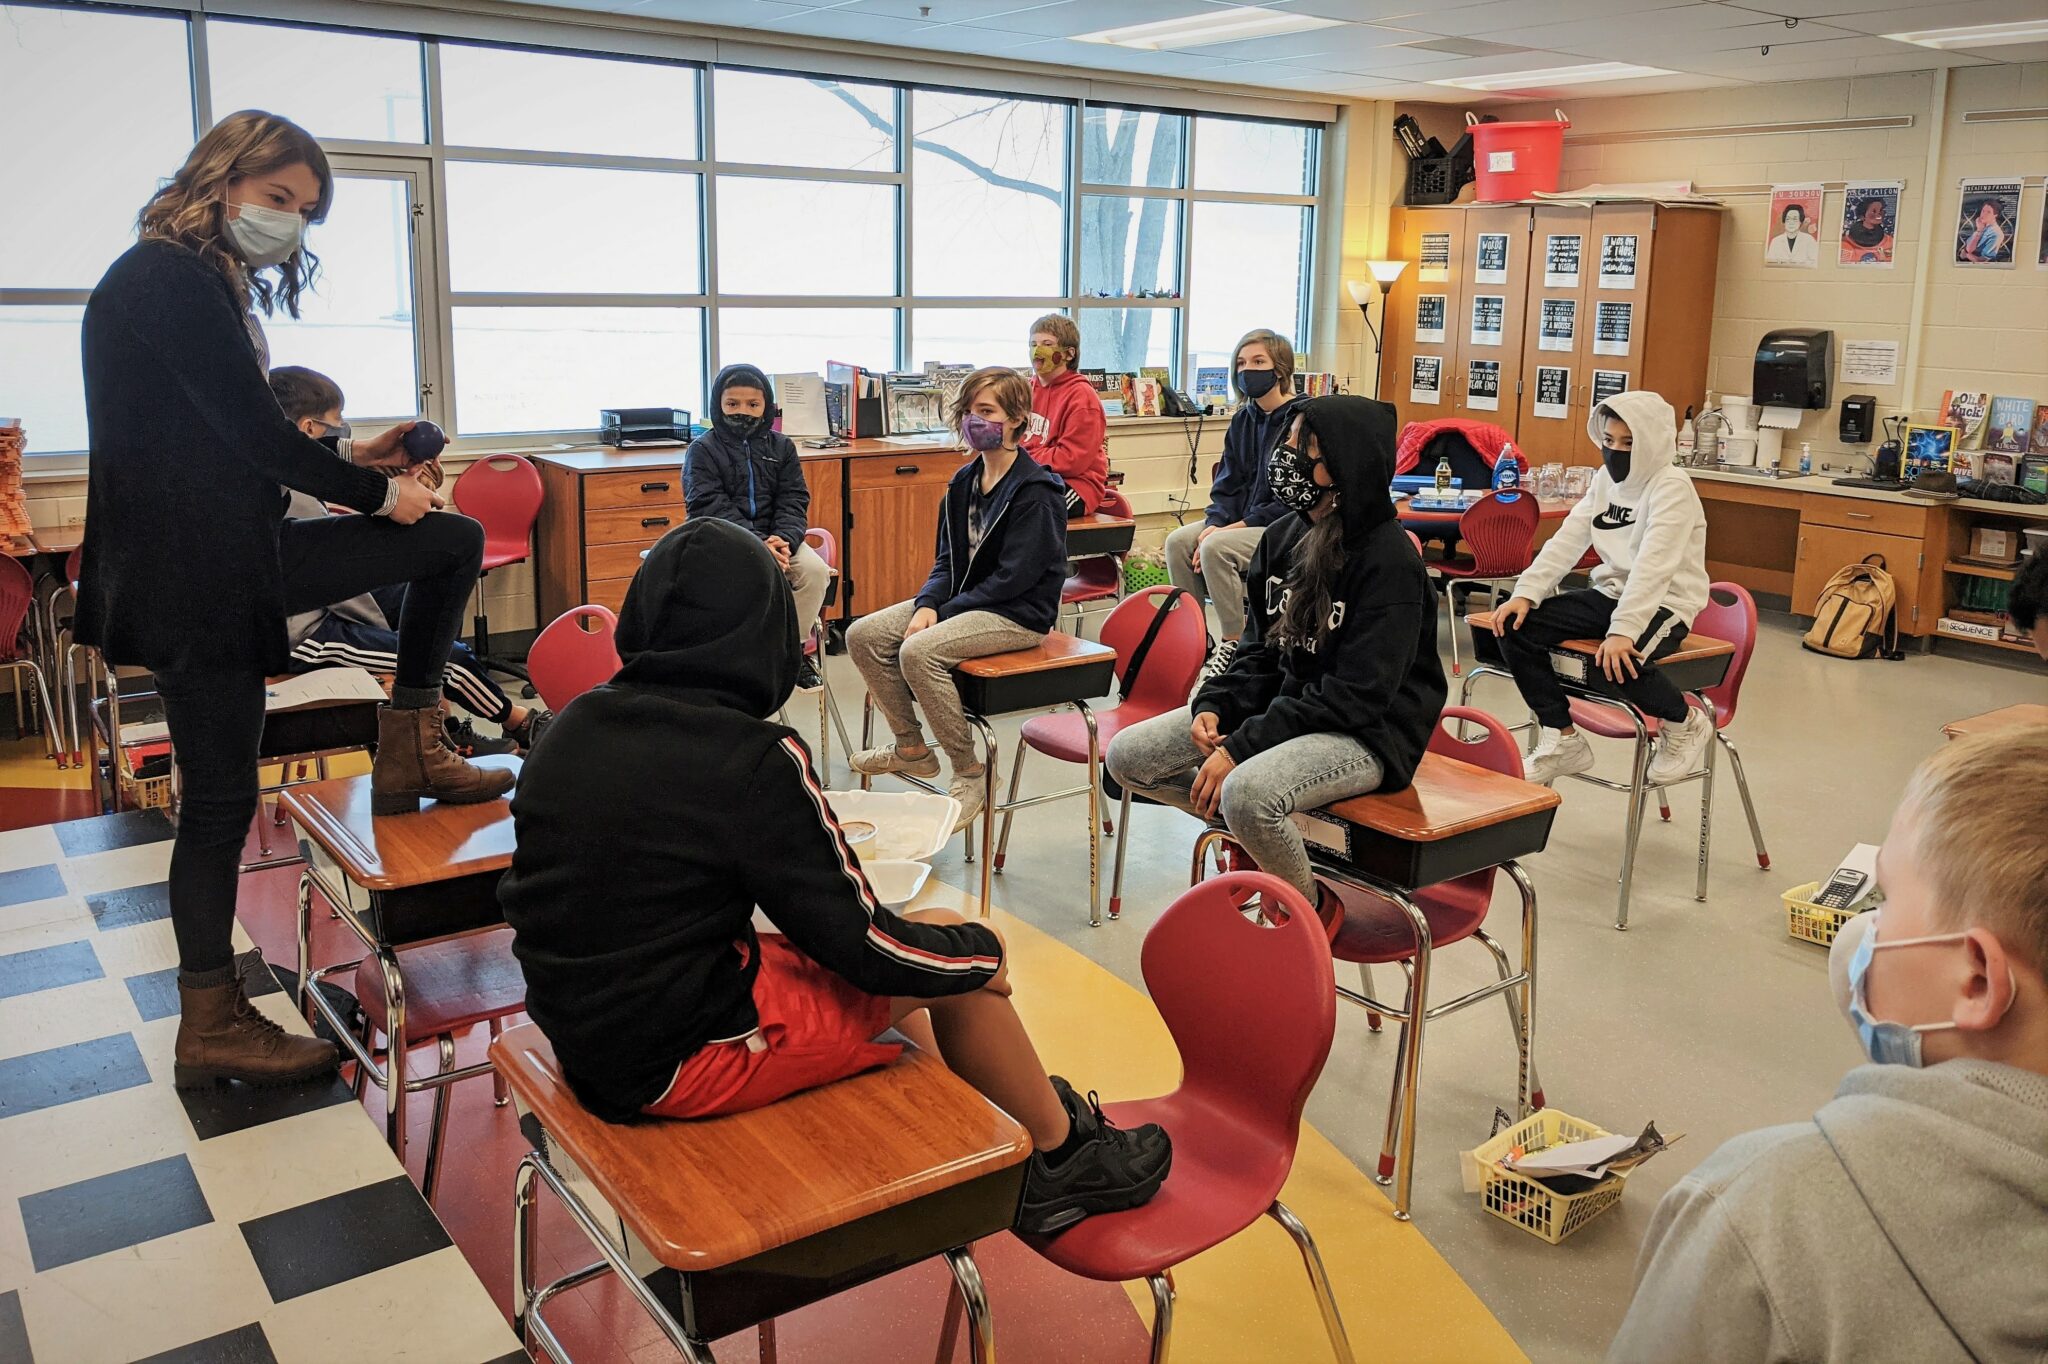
[75,239,390,674]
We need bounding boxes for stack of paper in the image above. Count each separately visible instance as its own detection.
[0,419,30,539]
[1503,1121,1682,1182]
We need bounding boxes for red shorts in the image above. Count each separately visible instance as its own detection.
[643,935,900,1121]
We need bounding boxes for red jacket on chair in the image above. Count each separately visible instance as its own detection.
[1394,417,1521,477]
[1023,367,1109,515]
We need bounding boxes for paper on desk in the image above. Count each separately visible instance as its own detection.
[876,432,951,446]
[263,667,387,711]
[1505,1133,1636,1175]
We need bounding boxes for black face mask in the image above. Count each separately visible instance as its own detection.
[1267,441,1325,513]
[1238,368,1280,400]
[1601,444,1631,483]
[719,411,766,440]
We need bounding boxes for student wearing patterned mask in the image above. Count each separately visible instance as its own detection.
[1610,728,2048,1363]
[685,364,833,693]
[848,368,1068,831]
[1020,313,1108,518]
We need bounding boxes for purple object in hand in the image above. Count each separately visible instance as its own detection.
[402,420,446,464]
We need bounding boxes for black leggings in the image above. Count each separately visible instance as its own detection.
[160,511,485,976]
[1498,587,1691,729]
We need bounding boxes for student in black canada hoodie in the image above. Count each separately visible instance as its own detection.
[499,518,1168,1235]
[1106,395,1447,927]
[685,364,833,692]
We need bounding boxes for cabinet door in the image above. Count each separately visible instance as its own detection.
[801,459,847,619]
[1450,205,1531,428]
[1517,204,1591,464]
[1792,524,1923,627]
[847,456,957,617]
[1380,207,1463,421]
[1570,204,1659,466]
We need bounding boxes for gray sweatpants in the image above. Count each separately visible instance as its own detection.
[847,599,1043,770]
[784,541,833,642]
[1164,521,1264,640]
[1106,704,1386,899]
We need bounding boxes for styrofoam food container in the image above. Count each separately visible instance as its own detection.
[824,790,960,862]
[861,859,934,908]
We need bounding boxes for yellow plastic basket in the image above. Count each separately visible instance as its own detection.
[1472,1110,1627,1245]
[1784,881,1866,947]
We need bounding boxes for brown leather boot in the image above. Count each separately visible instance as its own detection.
[371,703,516,816]
[174,978,339,1089]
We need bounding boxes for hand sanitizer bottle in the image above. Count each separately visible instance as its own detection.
[1798,441,1812,475]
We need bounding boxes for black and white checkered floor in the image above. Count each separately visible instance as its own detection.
[0,810,522,1364]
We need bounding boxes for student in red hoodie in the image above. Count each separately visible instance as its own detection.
[1021,313,1109,517]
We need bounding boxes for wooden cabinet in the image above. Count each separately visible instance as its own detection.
[846,451,964,617]
[1794,523,1926,628]
[533,450,687,628]
[1385,201,1722,466]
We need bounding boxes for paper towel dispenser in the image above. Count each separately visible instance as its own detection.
[1753,328,1832,411]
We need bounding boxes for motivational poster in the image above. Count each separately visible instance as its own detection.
[1593,300,1633,356]
[1544,234,1582,288]
[1539,298,1576,352]
[1414,295,1446,345]
[1534,366,1571,419]
[1410,355,1442,405]
[1470,295,1505,347]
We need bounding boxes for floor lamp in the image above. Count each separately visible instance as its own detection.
[1348,260,1408,400]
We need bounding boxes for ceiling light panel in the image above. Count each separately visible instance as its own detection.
[1429,61,1677,91]
[1075,5,1346,50]
[1886,19,2048,48]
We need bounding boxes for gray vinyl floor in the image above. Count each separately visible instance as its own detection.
[819,612,2043,1364]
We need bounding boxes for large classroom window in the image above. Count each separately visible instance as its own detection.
[0,4,1322,454]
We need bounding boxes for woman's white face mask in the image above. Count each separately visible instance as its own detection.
[225,201,304,269]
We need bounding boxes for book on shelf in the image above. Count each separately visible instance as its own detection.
[881,371,943,434]
[1139,366,1172,389]
[824,360,884,439]
[1194,367,1229,401]
[1981,452,2018,485]
[1985,396,2033,454]
[2029,403,2048,455]
[1938,390,1989,448]
[1130,377,1162,418]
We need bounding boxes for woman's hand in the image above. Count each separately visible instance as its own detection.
[1189,746,1237,820]
[1492,597,1535,634]
[1190,710,1223,755]
[410,458,445,492]
[1595,633,1641,682]
[351,421,416,470]
[905,606,939,637]
[387,475,444,526]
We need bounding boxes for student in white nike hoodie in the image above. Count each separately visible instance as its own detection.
[1491,390,1712,785]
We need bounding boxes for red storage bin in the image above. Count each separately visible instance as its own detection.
[1469,110,1569,202]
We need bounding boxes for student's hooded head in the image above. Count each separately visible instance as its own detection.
[613,518,797,718]
[1267,394,1399,651]
[1586,390,1677,492]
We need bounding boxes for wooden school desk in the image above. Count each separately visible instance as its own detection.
[1066,510,1137,558]
[1943,703,2048,741]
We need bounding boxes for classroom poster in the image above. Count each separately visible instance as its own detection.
[1539,299,1576,352]
[1599,234,1638,288]
[1840,181,1900,267]
[1474,232,1510,284]
[1534,366,1571,419]
[1419,231,1452,281]
[1467,360,1501,412]
[1765,183,1823,268]
[1592,369,1627,403]
[1955,178,2021,267]
[1414,295,1447,344]
[1545,234,1583,288]
[1410,355,1442,405]
[1470,295,1505,347]
[1593,300,1633,356]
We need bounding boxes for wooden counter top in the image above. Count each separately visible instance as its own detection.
[1687,467,2048,522]
[527,438,966,474]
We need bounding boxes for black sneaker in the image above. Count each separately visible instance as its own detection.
[795,657,824,693]
[1015,1076,1172,1236]
[506,708,554,753]
[444,714,516,758]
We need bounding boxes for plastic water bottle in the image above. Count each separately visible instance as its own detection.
[1798,441,1812,475]
[1493,451,1523,502]
[1434,456,1454,496]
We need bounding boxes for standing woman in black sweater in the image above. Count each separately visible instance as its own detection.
[76,112,514,1089]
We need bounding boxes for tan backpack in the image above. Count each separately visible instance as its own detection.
[1802,554,1904,660]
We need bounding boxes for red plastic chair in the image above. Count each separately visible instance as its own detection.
[451,454,545,683]
[0,556,59,761]
[1431,491,1540,676]
[1060,487,1134,633]
[1563,581,1770,928]
[525,606,620,713]
[1025,871,1355,1364]
[800,527,853,776]
[993,586,1207,922]
[1406,529,1425,557]
[1326,706,1542,1214]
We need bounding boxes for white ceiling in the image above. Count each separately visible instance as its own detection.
[528,0,2048,102]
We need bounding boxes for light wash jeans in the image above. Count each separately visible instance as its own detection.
[1105,704,1385,900]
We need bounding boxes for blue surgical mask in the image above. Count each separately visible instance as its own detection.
[226,200,305,269]
[1829,910,2009,1067]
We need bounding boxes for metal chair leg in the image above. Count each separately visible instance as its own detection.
[423,1034,456,1203]
[490,1017,509,1106]
[942,1246,995,1364]
[1081,701,1102,928]
[993,735,1028,871]
[1267,1200,1357,1364]
[1359,963,1382,1033]
[970,718,997,917]
[1146,1271,1176,1364]
[1719,732,1771,869]
[374,947,409,1165]
[1108,785,1133,920]
[1694,727,1717,902]
[1445,583,1462,677]
[1614,721,1652,931]
[1382,894,1433,1219]
[1473,927,1543,1111]
[758,1320,778,1364]
[1373,973,1413,1187]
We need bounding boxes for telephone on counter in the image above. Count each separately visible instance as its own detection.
[1160,386,1201,418]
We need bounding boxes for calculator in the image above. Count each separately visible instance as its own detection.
[1812,868,1870,910]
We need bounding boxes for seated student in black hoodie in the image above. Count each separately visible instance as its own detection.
[847,367,1068,831]
[685,364,833,692]
[1106,395,1447,928]
[499,518,1169,1235]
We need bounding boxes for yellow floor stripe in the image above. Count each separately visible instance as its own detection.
[916,877,1526,1364]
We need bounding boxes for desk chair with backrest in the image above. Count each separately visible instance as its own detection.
[1429,491,1540,677]
[526,605,621,713]
[0,555,60,764]
[1061,488,1137,635]
[452,454,545,685]
[1400,427,1498,552]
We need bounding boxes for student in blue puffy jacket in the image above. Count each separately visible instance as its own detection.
[684,364,832,691]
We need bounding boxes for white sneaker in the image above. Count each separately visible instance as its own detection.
[1646,708,1715,785]
[950,768,989,833]
[850,745,941,779]
[1524,727,1595,786]
[1188,638,1238,701]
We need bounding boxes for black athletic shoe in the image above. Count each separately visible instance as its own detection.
[794,657,824,693]
[444,715,516,758]
[506,708,554,753]
[1015,1076,1172,1236]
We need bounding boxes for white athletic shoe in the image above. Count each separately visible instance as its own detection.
[1524,727,1596,786]
[850,745,941,779]
[1647,708,1715,785]
[950,768,990,833]
[1188,638,1238,701]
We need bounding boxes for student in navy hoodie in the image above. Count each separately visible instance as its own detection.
[848,367,1068,831]
[685,364,832,691]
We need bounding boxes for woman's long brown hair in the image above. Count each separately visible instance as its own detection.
[136,110,332,317]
